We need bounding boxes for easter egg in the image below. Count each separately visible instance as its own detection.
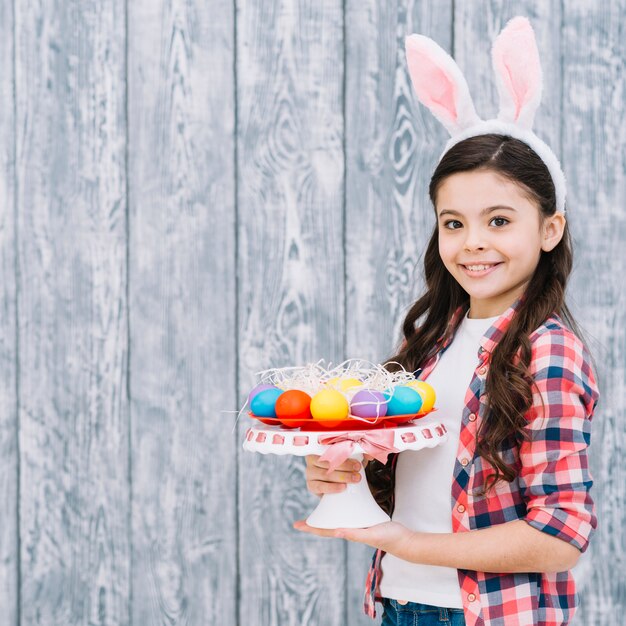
[385,386,423,416]
[275,390,312,427]
[326,376,362,392]
[350,389,388,419]
[310,389,349,428]
[248,383,278,405]
[250,388,283,418]
[405,380,436,413]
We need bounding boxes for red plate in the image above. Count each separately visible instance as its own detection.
[247,409,436,431]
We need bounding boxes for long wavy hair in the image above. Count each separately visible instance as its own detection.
[365,133,592,515]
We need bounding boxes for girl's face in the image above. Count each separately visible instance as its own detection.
[435,169,565,319]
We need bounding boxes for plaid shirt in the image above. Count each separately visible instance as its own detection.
[364,295,600,625]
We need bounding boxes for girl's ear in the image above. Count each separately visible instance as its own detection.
[541,212,566,252]
[405,34,481,136]
[492,16,543,130]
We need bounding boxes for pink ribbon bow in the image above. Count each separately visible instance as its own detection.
[317,430,399,474]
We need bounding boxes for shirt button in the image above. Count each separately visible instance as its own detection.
[467,593,476,602]
[468,413,477,421]
[477,366,487,375]
[461,458,469,466]
[457,504,466,513]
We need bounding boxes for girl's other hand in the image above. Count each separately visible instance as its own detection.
[305,454,372,497]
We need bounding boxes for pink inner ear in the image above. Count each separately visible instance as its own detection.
[407,50,458,124]
[493,18,540,121]
[499,55,536,121]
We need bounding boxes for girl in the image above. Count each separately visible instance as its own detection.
[294,17,600,626]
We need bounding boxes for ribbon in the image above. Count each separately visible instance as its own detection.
[317,430,399,474]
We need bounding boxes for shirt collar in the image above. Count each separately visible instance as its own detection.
[437,294,527,359]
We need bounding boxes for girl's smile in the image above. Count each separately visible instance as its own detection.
[459,262,503,277]
[435,169,565,318]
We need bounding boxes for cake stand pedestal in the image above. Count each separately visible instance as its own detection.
[243,415,448,529]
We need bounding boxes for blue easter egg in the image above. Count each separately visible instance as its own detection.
[385,386,423,416]
[250,388,283,417]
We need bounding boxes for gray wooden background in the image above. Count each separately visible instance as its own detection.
[0,0,623,624]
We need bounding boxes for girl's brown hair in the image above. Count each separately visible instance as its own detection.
[365,133,589,514]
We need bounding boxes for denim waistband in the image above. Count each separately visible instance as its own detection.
[384,597,464,620]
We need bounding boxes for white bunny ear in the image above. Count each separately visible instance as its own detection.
[492,16,543,129]
[405,34,481,136]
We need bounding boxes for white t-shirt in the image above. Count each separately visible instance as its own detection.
[379,309,499,607]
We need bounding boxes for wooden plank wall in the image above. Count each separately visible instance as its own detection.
[15,2,130,624]
[128,0,238,624]
[0,0,17,622]
[0,0,622,624]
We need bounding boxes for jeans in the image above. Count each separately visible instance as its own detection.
[381,598,466,626]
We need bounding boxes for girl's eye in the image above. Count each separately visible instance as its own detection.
[443,217,509,230]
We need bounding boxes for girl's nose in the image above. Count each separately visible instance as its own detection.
[464,231,487,251]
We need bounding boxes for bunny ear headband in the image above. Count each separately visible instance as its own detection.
[405,16,566,215]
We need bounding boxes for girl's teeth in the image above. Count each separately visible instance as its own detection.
[467,265,492,271]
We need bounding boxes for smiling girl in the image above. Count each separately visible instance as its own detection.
[294,17,600,626]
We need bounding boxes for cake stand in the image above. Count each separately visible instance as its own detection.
[242,415,448,529]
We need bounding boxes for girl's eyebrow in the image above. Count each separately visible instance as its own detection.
[438,205,518,218]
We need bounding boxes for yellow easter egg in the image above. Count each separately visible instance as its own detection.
[326,376,361,392]
[310,389,349,428]
[406,380,436,412]
[338,377,362,392]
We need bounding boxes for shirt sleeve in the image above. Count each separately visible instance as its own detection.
[518,327,600,553]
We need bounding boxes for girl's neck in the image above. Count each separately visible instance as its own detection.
[467,296,518,319]
[468,288,527,319]
[465,308,501,321]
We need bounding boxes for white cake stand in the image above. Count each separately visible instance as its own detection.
[243,415,448,529]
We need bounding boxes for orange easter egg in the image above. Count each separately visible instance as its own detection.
[275,390,312,428]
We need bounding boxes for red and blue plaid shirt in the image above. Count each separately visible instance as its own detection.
[364,295,600,625]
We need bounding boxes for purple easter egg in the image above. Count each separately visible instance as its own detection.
[248,383,278,405]
[350,389,388,418]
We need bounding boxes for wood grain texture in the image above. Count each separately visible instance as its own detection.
[15,1,130,624]
[0,0,18,622]
[236,1,347,624]
[561,1,626,624]
[344,1,453,623]
[127,1,238,624]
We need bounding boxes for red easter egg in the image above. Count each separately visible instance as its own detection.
[275,390,312,428]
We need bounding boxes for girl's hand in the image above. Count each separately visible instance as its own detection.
[293,520,416,558]
[304,454,373,497]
